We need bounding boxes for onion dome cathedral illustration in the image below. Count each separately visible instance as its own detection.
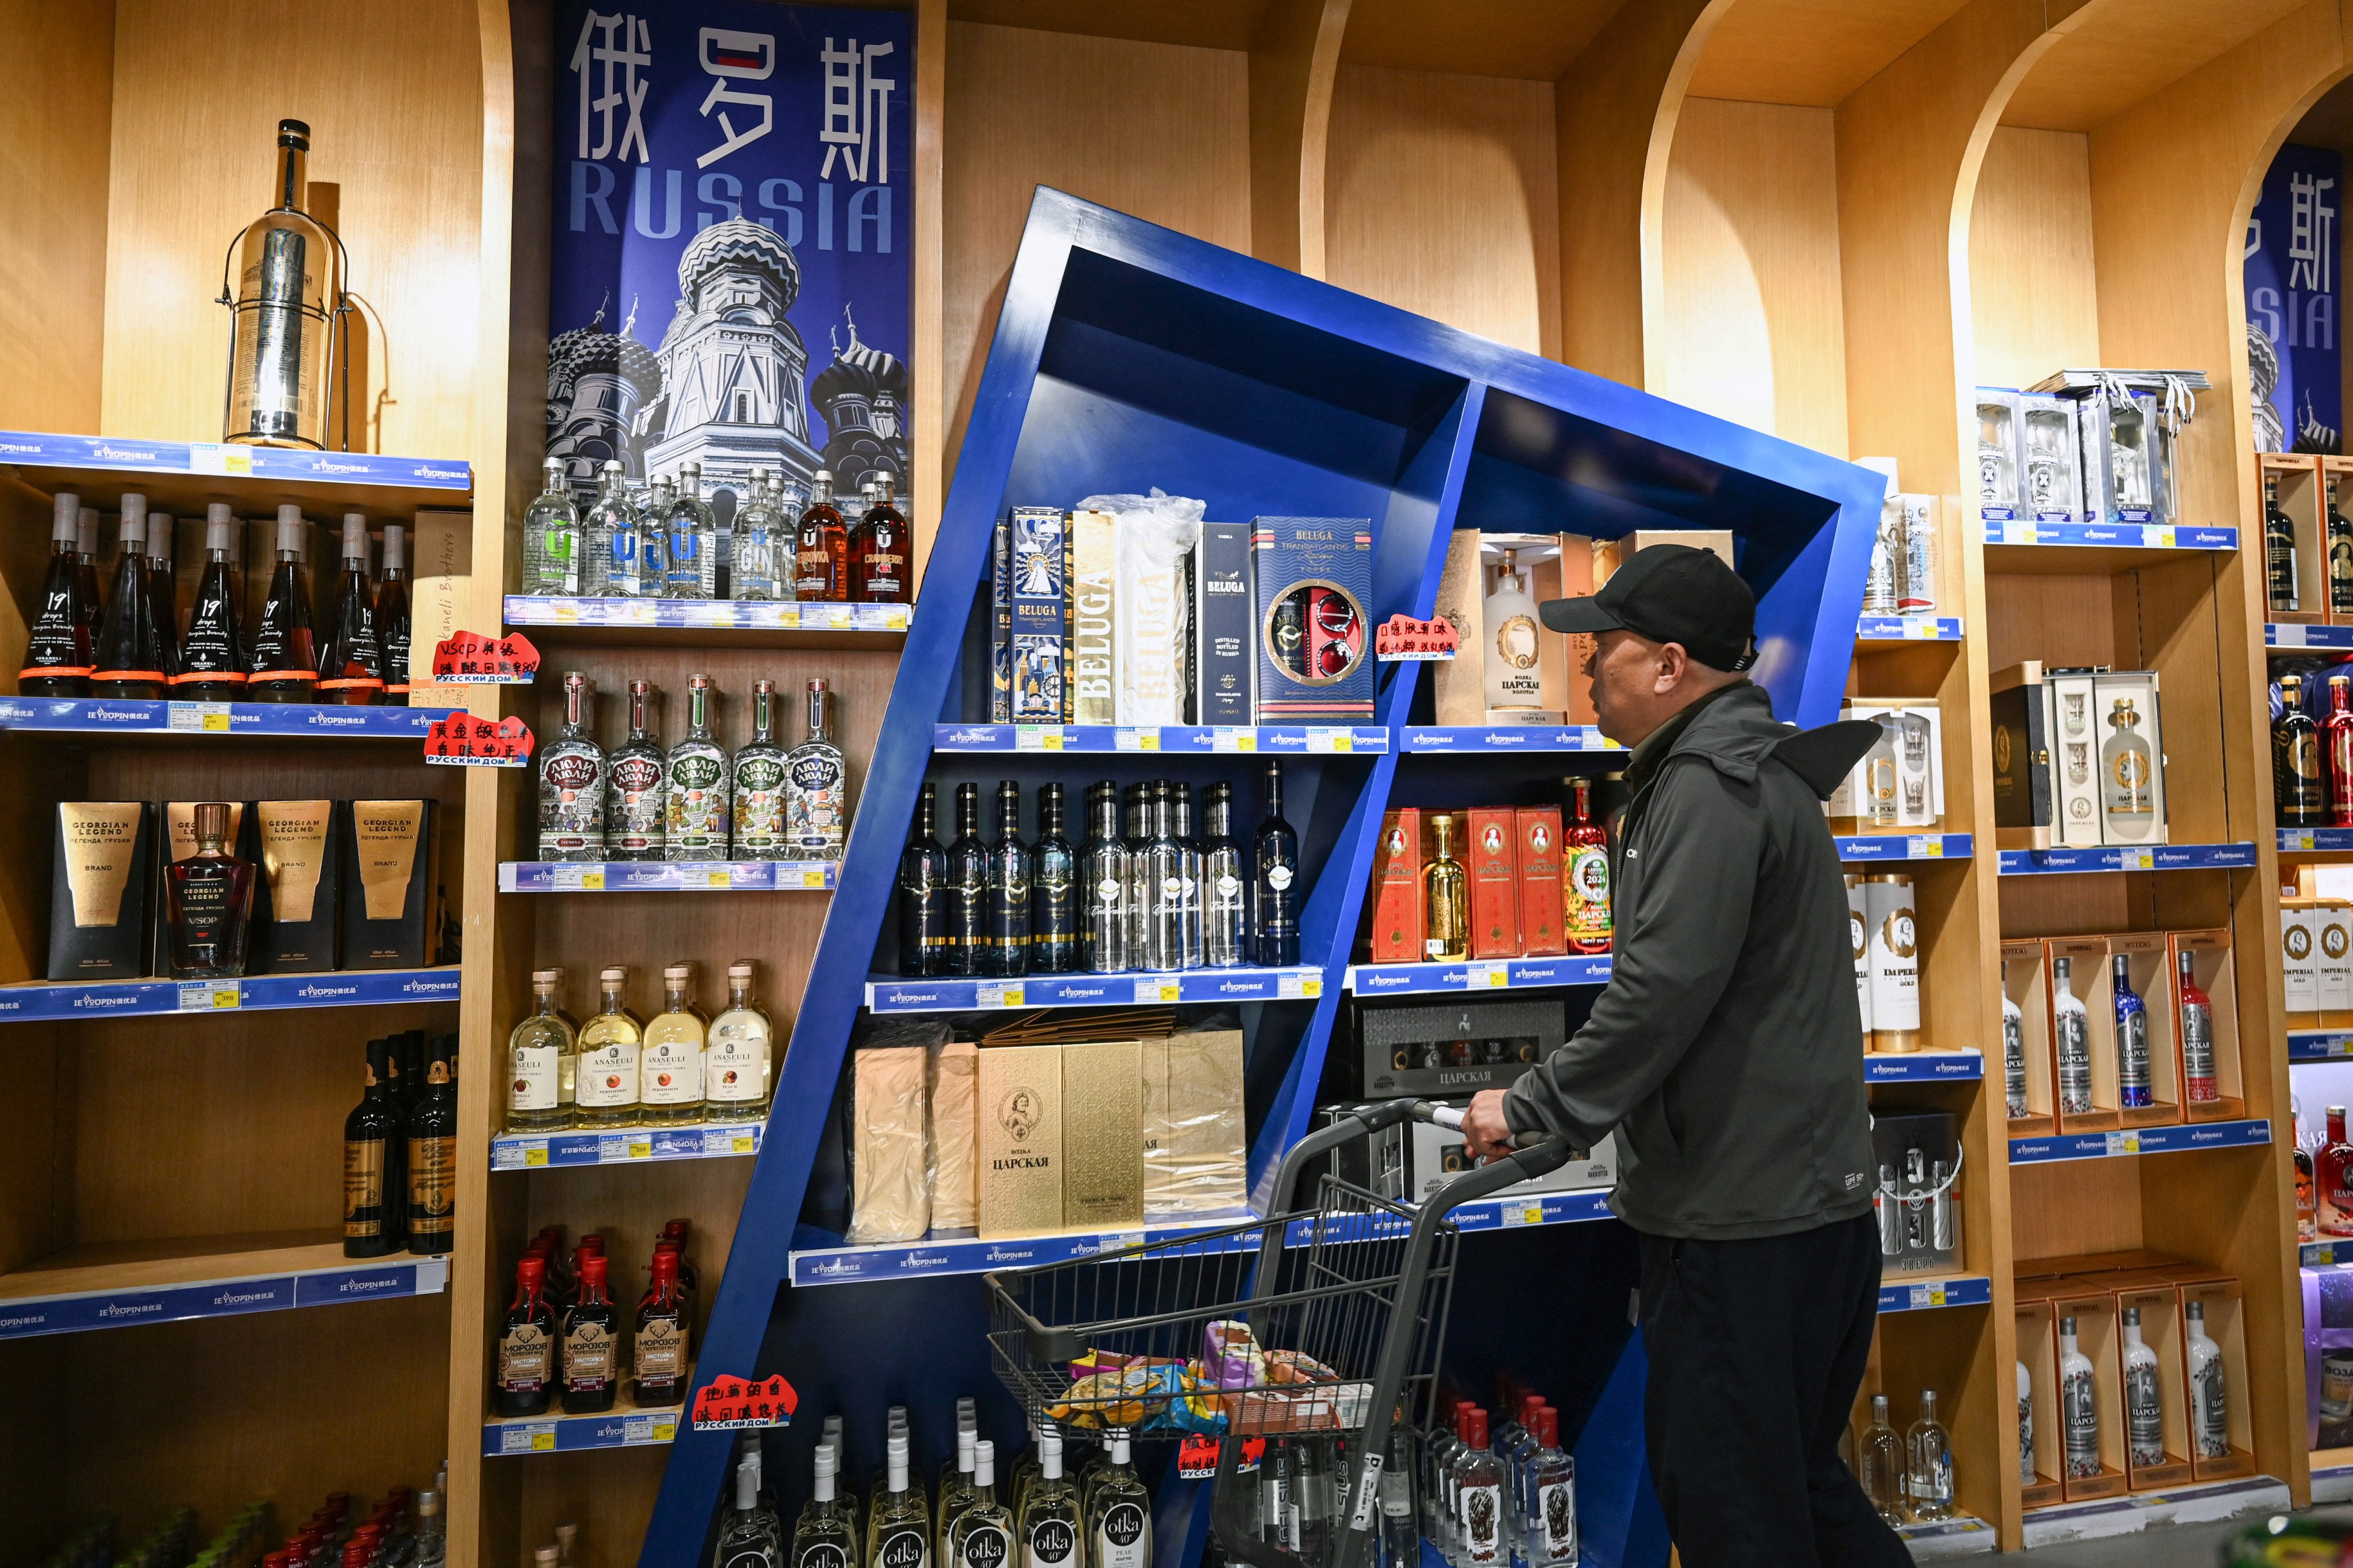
[543,215,910,508]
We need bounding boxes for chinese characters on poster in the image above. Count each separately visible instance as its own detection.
[2247,141,2342,454]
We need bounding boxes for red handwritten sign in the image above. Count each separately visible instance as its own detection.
[423,712,536,768]
[432,630,542,684]
[1374,613,1458,662]
[1176,1434,1265,1480]
[691,1372,800,1432]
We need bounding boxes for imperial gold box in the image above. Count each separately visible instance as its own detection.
[249,799,344,973]
[1061,1038,1145,1230]
[48,802,158,980]
[339,800,437,969]
[978,1042,1066,1238]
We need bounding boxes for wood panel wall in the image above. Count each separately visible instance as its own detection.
[0,2,114,436]
[1967,127,2100,390]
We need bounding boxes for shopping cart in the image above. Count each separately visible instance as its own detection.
[983,1099,1572,1568]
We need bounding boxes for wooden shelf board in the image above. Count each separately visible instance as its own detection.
[1,1230,361,1299]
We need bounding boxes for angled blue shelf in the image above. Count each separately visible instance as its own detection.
[1855,614,1963,641]
[1345,956,1613,995]
[1836,833,1971,862]
[1997,842,2256,874]
[2281,828,2353,853]
[1981,520,2238,550]
[862,967,1324,1012]
[1396,726,1619,753]
[2008,1118,2271,1165]
[483,1390,686,1455]
[0,967,459,1022]
[499,861,837,892]
[1864,1051,1985,1083]
[490,1122,763,1171]
[2290,1031,2353,1062]
[0,1241,447,1341]
[1876,1274,1993,1313]
[2269,623,2353,650]
[505,595,908,635]
[932,723,1386,754]
[644,189,1885,1561]
[0,696,460,739]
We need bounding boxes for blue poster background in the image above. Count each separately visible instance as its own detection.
[2247,140,2342,454]
[547,2,913,510]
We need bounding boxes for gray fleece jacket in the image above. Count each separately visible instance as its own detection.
[1501,683,1880,1240]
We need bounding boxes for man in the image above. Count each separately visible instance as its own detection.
[1459,544,1901,1567]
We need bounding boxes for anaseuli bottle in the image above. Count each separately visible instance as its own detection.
[248,504,319,702]
[706,961,774,1118]
[505,968,577,1132]
[869,1432,933,1568]
[1019,1430,1079,1568]
[1087,1432,1151,1568]
[794,1444,857,1568]
[20,491,93,695]
[733,679,790,860]
[1905,1389,1953,1521]
[665,463,718,599]
[641,963,707,1127]
[722,1451,785,1568]
[607,679,667,861]
[946,1439,1014,1568]
[2052,956,2093,1115]
[524,457,582,596]
[2060,1315,2101,1478]
[1857,1394,1903,1525]
[2121,1308,2165,1467]
[2112,953,2151,1109]
[2186,1301,2229,1459]
[665,673,733,861]
[574,966,643,1130]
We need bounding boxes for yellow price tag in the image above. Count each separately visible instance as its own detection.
[1302,977,1323,999]
[804,868,827,888]
[732,1134,757,1153]
[580,871,606,891]
[653,1419,678,1443]
[212,987,241,1009]
[627,1139,653,1160]
[533,1430,556,1451]
[525,1146,549,1167]
[707,870,732,888]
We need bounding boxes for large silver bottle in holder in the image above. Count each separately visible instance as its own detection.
[218,119,349,449]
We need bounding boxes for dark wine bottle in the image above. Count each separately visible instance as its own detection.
[1253,760,1300,966]
[247,503,319,703]
[898,781,948,977]
[145,509,180,683]
[315,513,384,705]
[174,504,247,702]
[495,1254,558,1417]
[342,1038,404,1259]
[378,521,413,707]
[633,1247,690,1407]
[560,1253,621,1413]
[946,781,987,977]
[1032,781,1077,973]
[405,1034,458,1256]
[2278,680,2328,829]
[20,491,93,696]
[984,780,1032,978]
[74,506,100,634]
[91,495,165,700]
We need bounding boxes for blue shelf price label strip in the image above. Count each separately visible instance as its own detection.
[0,429,471,491]
[0,968,460,1023]
[2290,1031,2353,1062]
[2281,828,2353,853]
[0,698,461,739]
[2269,624,2353,650]
[491,1122,763,1170]
[2008,1118,2273,1165]
[1396,726,1622,753]
[2305,1239,2353,1268]
[1855,615,1964,642]
[1876,1275,1994,1314]
[1996,842,2258,875]
[862,967,1325,1013]
[485,1408,681,1456]
[788,1217,1260,1286]
[1449,1190,1615,1232]
[499,861,837,893]
[1982,520,2239,551]
[932,724,1388,754]
[1835,834,1972,862]
[1344,956,1614,995]
[1863,1050,1986,1082]
[0,1254,449,1341]
[503,596,910,634]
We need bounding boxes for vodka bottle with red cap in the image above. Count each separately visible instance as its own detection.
[1455,1409,1505,1568]
[1522,1407,1576,1568]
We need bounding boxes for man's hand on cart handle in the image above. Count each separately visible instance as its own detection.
[1460,1089,1517,1163]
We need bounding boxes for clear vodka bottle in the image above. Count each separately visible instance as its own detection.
[664,466,718,599]
[1905,1389,1954,1521]
[1857,1394,1904,1525]
[1454,1411,1504,1568]
[637,479,671,597]
[945,1440,1014,1568]
[2002,991,2028,1118]
[2187,1301,2229,1458]
[1081,782,1131,973]
[2053,957,2093,1115]
[733,679,790,860]
[1523,1407,1576,1568]
[734,468,784,601]
[606,679,666,861]
[1197,783,1247,968]
[523,457,581,596]
[786,679,849,861]
[664,673,731,860]
[537,671,606,861]
[1122,785,1153,973]
[2061,1315,2102,1478]
[2121,1308,2165,1467]
[1377,1431,1417,1568]
[869,1432,933,1568]
[583,460,633,598]
[2019,1360,2036,1484]
[1018,1430,1079,1568]
[719,1453,784,1568]
[1143,782,1187,973]
[1171,781,1204,969]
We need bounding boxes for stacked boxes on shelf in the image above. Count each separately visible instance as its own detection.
[2281,897,2353,1028]
[1989,662,2168,850]
[1362,787,1612,965]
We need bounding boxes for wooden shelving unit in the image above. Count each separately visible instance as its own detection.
[1,0,2341,1561]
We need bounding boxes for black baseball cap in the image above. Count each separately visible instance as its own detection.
[1538,542,1756,672]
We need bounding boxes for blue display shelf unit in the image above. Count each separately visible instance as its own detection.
[2290,1031,2353,1062]
[0,428,470,511]
[0,696,460,739]
[1996,842,2257,874]
[1980,519,2239,550]
[640,190,1886,1562]
[2281,828,2353,853]
[1856,614,1963,641]
[505,596,908,635]
[2008,1118,2272,1165]
[483,1386,687,1456]
[0,966,459,1022]
[490,1121,763,1171]
[863,967,1324,1012]
[499,861,837,893]
[1876,1274,1993,1313]
[1395,725,1619,753]
[2268,623,2353,650]
[1865,1050,1985,1083]
[0,1239,447,1341]
[1345,955,1613,995]
[1836,833,1971,862]
[932,723,1387,754]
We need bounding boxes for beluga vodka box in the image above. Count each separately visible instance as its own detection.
[1250,517,1373,723]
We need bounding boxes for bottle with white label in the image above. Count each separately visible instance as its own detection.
[706,961,774,1118]
[794,1443,856,1568]
[1848,875,1873,1037]
[640,962,706,1126]
[1019,1430,1080,1568]
[1905,1389,1953,1521]
[574,966,643,1130]
[505,969,577,1132]
[870,1432,933,1568]
[2061,1315,2102,1478]
[2053,957,2093,1115]
[1865,873,1919,1051]
[1454,1409,1504,1567]
[1482,549,1546,715]
[2017,1361,2036,1484]
[1086,1432,1152,1568]
[2003,990,2029,1118]
[1522,1406,1576,1568]
[2121,1307,2165,1466]
[2186,1301,2229,1459]
[946,1440,1014,1568]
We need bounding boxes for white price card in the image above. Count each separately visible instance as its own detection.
[168,702,233,733]
[1307,729,1353,754]
[1114,728,1158,752]
[500,1424,556,1454]
[1466,961,1510,989]
[1212,727,1257,753]
[2140,525,2178,549]
[1908,1284,1947,1309]
[494,1140,548,1170]
[2289,830,2320,850]
[1498,1202,1545,1228]
[552,865,606,892]
[2118,849,2155,870]
[1015,726,1065,752]
[2102,1131,2142,1157]
[1907,836,1943,858]
[179,983,241,1011]
[880,606,910,631]
[825,604,856,629]
[1134,978,1181,1004]
[704,1127,758,1155]
[2332,1037,2353,1058]
[1277,969,1313,999]
[977,983,1024,1009]
[1904,618,1938,639]
[186,442,255,477]
[2275,623,2309,648]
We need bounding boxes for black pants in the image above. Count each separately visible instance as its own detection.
[1638,1211,1908,1568]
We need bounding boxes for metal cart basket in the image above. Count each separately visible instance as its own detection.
[983,1099,1571,1568]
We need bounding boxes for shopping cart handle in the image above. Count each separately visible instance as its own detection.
[1415,1099,1550,1153]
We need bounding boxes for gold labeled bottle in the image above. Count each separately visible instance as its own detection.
[574,965,644,1129]
[1422,814,1469,962]
[505,968,577,1132]
[706,960,775,1119]
[2101,698,2158,840]
[640,962,707,1126]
